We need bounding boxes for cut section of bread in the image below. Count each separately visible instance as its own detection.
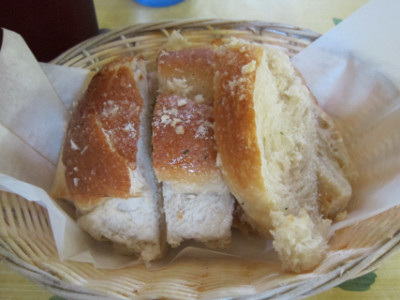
[213,39,356,272]
[152,48,235,247]
[51,56,165,262]
[313,108,357,220]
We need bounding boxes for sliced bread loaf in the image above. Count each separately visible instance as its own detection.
[152,47,235,247]
[51,56,165,262]
[213,40,356,272]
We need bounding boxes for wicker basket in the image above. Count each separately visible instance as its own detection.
[1,19,400,300]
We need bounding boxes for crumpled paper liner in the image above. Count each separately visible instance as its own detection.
[1,0,400,270]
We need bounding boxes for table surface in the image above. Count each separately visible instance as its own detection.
[2,0,400,299]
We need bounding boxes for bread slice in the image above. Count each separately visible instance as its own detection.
[152,47,235,247]
[213,40,356,272]
[314,107,357,220]
[51,56,165,262]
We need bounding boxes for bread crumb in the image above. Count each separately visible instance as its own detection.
[195,121,213,139]
[194,94,205,103]
[162,30,190,51]
[177,99,187,106]
[175,125,185,135]
[227,79,238,92]
[161,115,170,124]
[159,106,182,128]
[102,100,119,117]
[241,60,256,74]
[171,118,182,127]
[70,139,80,151]
[73,166,78,172]
[225,37,240,47]
[123,123,137,138]
[167,78,192,96]
[163,107,178,116]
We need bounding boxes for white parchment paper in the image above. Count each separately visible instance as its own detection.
[0,0,400,269]
[292,0,400,232]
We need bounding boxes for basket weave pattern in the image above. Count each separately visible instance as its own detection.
[1,20,400,299]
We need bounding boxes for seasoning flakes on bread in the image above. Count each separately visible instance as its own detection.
[52,56,165,262]
[213,39,356,272]
[51,38,356,272]
[152,48,234,248]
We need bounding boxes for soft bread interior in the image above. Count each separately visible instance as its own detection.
[256,48,319,214]
[78,194,161,261]
[162,183,234,247]
[214,40,355,272]
[255,46,330,272]
[314,108,357,219]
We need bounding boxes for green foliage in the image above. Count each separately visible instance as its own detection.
[49,296,66,300]
[337,271,377,291]
[333,18,343,25]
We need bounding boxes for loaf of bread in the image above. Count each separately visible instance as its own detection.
[51,39,356,271]
[51,56,165,262]
[152,47,235,247]
[213,39,356,272]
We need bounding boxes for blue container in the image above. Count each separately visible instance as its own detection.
[135,0,184,7]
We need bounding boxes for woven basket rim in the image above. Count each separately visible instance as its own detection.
[51,18,321,68]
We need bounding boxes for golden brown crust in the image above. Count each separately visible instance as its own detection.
[157,47,216,103]
[213,43,270,233]
[152,48,221,187]
[152,94,220,186]
[62,56,144,208]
